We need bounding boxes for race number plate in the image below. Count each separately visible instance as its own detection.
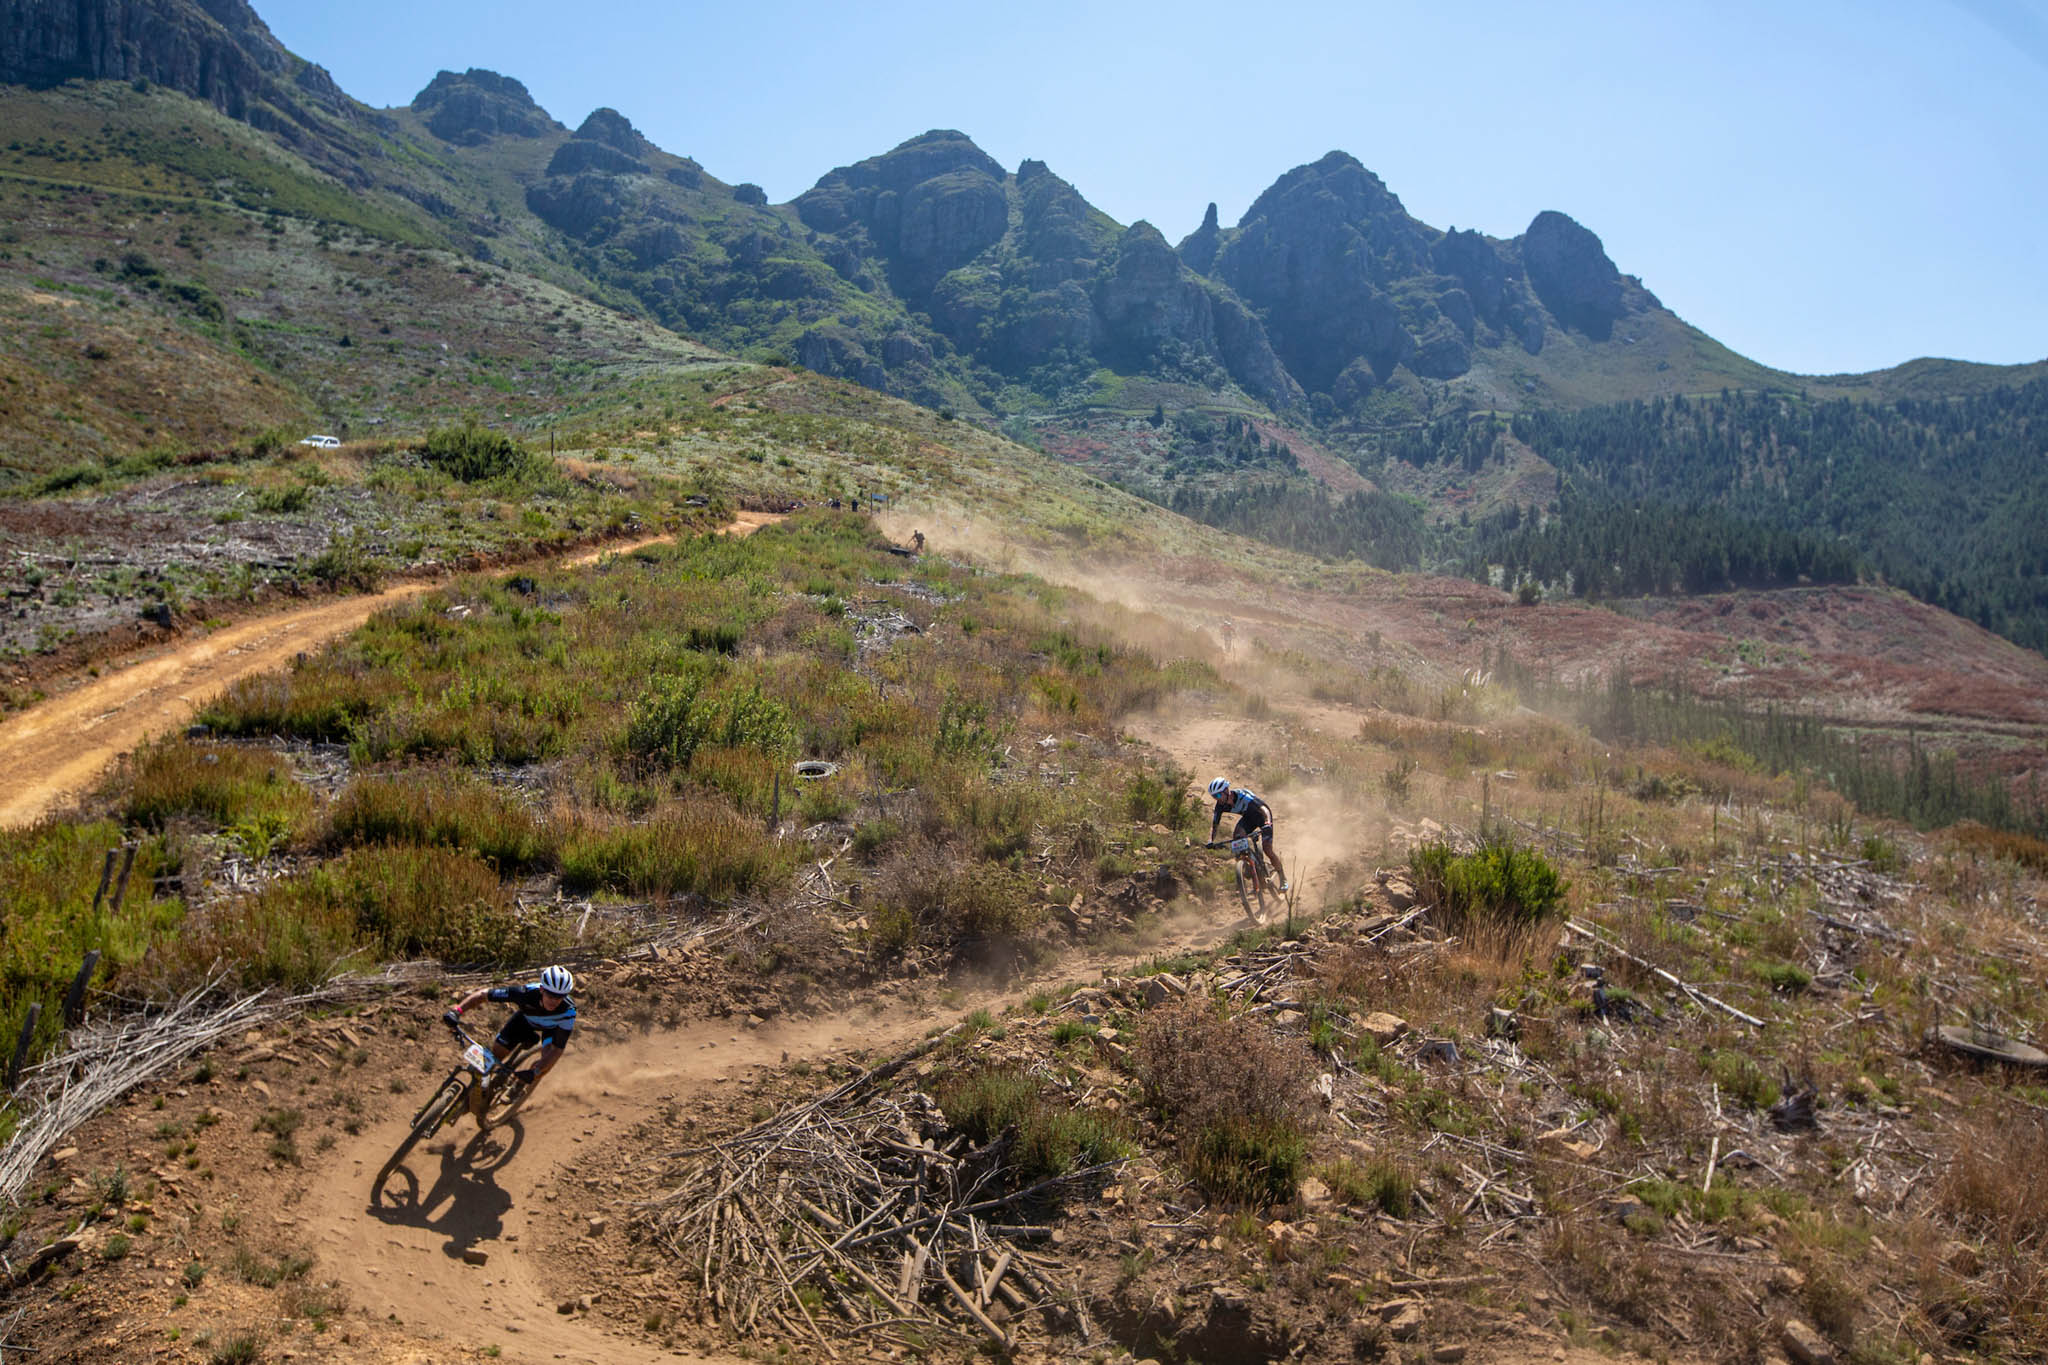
[1229,837,1254,854]
[462,1042,494,1075]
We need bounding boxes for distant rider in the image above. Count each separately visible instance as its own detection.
[1207,777,1290,893]
[443,964,577,1125]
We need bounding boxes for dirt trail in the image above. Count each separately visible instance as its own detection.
[313,1017,848,1365]
[302,883,1268,1363]
[0,511,782,829]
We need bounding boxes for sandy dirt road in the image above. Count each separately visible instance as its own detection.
[0,512,783,829]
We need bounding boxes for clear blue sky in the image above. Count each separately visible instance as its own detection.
[258,0,2048,376]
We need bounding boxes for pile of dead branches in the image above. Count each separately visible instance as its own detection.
[635,1041,1109,1355]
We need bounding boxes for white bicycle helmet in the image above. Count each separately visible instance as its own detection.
[539,965,574,996]
[1207,776,1231,799]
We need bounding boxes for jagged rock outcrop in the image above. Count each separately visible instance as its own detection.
[1431,228,1513,324]
[410,68,557,145]
[1178,202,1221,276]
[0,0,367,177]
[545,107,652,175]
[795,131,1009,297]
[1206,152,1438,390]
[789,136,1300,409]
[1520,210,1625,340]
[573,107,650,156]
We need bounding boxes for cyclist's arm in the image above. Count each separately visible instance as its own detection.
[525,1024,572,1081]
[447,984,506,1017]
[1208,803,1222,839]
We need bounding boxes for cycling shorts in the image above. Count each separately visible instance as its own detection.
[496,1013,570,1054]
[1234,812,1273,841]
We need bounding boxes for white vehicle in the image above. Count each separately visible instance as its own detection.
[297,434,341,449]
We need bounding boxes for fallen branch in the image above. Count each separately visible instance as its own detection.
[1565,919,1764,1028]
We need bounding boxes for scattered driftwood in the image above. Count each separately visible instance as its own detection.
[1565,919,1764,1028]
[636,1032,1112,1354]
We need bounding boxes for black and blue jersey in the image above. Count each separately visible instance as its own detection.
[487,983,577,1051]
[1213,787,1273,836]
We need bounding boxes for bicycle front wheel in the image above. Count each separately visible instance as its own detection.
[488,1047,538,1122]
[1235,858,1257,920]
[375,1075,464,1192]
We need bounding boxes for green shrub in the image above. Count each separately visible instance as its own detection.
[325,770,554,872]
[936,1066,1128,1184]
[418,421,544,482]
[1186,1117,1307,1206]
[0,822,182,1065]
[232,1245,313,1287]
[201,666,397,742]
[307,532,382,592]
[209,1336,260,1365]
[627,668,794,770]
[252,482,313,514]
[865,850,1038,955]
[1704,1049,1781,1110]
[125,741,312,844]
[1126,766,1192,830]
[1319,1156,1416,1217]
[1751,959,1812,993]
[1408,838,1567,944]
[558,804,794,901]
[164,845,548,989]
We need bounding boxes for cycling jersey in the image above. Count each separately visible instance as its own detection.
[486,983,577,1052]
[1215,787,1270,825]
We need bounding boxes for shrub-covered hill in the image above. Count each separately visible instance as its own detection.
[0,511,1219,1065]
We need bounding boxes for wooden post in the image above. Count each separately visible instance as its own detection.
[7,1003,41,1092]
[62,950,101,1027]
[109,844,137,913]
[89,848,117,915]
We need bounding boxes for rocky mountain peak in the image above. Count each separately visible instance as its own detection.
[793,131,1007,291]
[1240,150,1406,229]
[1177,201,1222,275]
[410,67,557,145]
[573,107,650,156]
[1519,209,1626,339]
[545,106,652,176]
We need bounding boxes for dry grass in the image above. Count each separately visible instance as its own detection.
[1136,998,1321,1204]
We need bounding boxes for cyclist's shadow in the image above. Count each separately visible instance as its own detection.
[368,1119,528,1259]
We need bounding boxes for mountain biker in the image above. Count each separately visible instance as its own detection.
[1206,777,1290,893]
[442,965,577,1125]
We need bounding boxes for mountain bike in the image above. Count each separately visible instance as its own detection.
[1207,834,1273,922]
[373,1017,536,1190]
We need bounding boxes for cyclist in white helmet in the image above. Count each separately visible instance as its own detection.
[1206,776,1290,893]
[445,964,577,1121]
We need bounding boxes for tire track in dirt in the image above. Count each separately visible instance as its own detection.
[0,512,783,829]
